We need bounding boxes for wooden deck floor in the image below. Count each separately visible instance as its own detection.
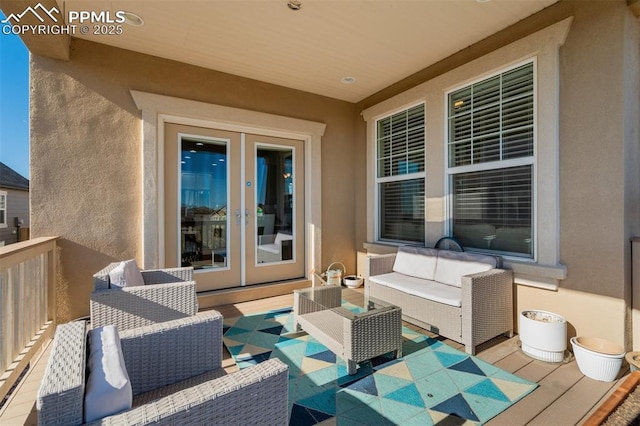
[0,288,627,425]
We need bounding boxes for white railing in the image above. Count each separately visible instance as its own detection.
[0,237,58,403]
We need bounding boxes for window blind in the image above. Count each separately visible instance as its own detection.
[448,63,534,168]
[377,104,425,178]
[379,178,425,242]
[452,166,533,256]
[376,103,425,243]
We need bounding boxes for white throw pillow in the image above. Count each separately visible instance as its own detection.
[392,247,438,280]
[108,260,144,288]
[434,251,497,288]
[84,325,132,422]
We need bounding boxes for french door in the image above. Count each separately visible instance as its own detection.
[164,123,305,291]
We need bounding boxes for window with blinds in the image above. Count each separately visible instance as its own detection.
[376,103,425,243]
[448,63,534,167]
[447,62,534,257]
[0,192,5,226]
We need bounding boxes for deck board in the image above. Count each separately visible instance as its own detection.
[489,361,584,425]
[492,350,535,374]
[476,337,521,365]
[0,286,625,425]
[0,340,51,426]
[512,358,563,383]
[529,375,620,426]
[577,374,629,424]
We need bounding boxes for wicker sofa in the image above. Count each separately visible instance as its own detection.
[91,263,198,330]
[366,246,513,355]
[37,312,289,425]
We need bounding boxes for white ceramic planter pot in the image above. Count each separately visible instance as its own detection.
[571,337,624,382]
[519,310,567,363]
[343,275,364,288]
[626,351,640,372]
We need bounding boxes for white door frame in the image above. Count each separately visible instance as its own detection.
[131,90,326,282]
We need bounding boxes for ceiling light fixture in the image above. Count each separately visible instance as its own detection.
[341,76,356,84]
[287,0,302,11]
[123,11,144,26]
[196,142,204,146]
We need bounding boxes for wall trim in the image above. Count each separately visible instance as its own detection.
[130,90,326,280]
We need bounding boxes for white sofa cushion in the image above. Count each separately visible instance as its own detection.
[258,243,280,254]
[258,233,293,256]
[434,251,497,288]
[108,259,144,288]
[369,272,462,307]
[85,325,133,422]
[274,232,293,245]
[392,246,438,280]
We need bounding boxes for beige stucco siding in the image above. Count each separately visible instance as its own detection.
[625,3,640,350]
[554,1,639,348]
[30,39,356,321]
[558,1,627,299]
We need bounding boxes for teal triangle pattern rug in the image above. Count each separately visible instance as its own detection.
[223,304,537,425]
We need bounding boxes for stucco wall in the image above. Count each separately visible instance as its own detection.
[625,4,640,350]
[558,1,627,299]
[30,40,356,321]
[553,1,639,348]
[356,1,640,348]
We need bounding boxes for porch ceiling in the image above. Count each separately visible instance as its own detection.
[52,0,557,103]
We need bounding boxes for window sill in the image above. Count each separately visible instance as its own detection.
[503,259,567,291]
[363,242,402,254]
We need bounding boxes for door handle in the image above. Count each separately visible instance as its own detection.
[235,209,242,226]
[245,209,250,225]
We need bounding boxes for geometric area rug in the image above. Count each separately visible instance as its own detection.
[223,305,537,425]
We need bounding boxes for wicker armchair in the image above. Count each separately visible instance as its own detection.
[37,312,289,425]
[90,263,198,330]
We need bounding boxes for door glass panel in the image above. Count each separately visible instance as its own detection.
[256,146,294,264]
[180,138,228,270]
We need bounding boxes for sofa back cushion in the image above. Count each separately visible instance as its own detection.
[393,246,439,280]
[84,325,133,422]
[434,250,497,288]
[275,232,293,245]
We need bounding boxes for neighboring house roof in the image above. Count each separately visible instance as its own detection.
[0,162,29,191]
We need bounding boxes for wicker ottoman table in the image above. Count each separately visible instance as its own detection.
[293,285,402,375]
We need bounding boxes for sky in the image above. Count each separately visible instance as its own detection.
[0,11,30,179]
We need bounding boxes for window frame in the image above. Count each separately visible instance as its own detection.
[0,191,7,228]
[444,59,537,260]
[374,102,427,245]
